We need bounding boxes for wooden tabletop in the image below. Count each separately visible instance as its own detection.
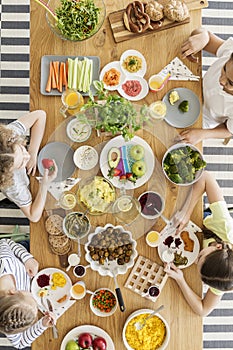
[30,1,204,349]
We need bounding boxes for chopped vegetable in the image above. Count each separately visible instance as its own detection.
[163,146,206,184]
[178,100,189,112]
[45,61,53,92]
[92,289,116,313]
[55,0,101,41]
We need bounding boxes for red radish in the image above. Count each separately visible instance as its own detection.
[42,158,55,172]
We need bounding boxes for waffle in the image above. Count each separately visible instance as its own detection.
[124,255,168,302]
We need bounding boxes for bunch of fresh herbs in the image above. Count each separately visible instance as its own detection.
[80,81,149,141]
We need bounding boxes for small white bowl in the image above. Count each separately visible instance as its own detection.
[73,145,98,170]
[123,309,170,350]
[90,288,117,317]
[66,118,92,143]
[138,191,165,220]
[146,230,161,247]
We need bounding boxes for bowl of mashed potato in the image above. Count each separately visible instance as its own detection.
[123,309,170,350]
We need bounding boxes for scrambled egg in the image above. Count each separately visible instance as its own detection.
[79,177,115,213]
[51,272,66,290]
[125,314,166,350]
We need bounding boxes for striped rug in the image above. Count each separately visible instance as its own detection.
[0,0,233,349]
[202,1,233,349]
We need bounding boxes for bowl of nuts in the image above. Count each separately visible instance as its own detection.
[85,224,137,276]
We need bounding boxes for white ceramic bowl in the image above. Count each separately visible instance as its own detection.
[66,118,92,143]
[122,309,170,350]
[162,143,206,186]
[138,191,165,220]
[85,224,137,277]
[90,288,117,317]
[73,145,98,170]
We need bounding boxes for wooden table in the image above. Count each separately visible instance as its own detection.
[30,1,204,349]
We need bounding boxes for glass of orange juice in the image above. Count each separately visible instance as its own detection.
[60,89,84,118]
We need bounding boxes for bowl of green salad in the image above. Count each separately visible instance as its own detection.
[46,0,106,42]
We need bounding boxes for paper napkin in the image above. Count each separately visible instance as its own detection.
[39,299,76,319]
[36,177,81,201]
[159,57,200,81]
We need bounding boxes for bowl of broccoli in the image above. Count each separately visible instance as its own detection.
[162,143,207,186]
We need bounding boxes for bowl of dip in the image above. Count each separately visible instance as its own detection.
[73,145,98,170]
[66,118,92,143]
[123,308,170,350]
[138,191,165,220]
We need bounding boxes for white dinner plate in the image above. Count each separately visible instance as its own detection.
[60,325,115,350]
[31,267,72,310]
[99,61,126,90]
[162,87,201,128]
[158,222,200,269]
[40,55,100,96]
[117,76,149,101]
[37,141,75,182]
[99,135,155,189]
[120,49,147,77]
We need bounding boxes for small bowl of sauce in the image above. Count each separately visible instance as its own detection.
[138,191,165,220]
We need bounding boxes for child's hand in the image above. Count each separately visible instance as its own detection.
[164,263,184,282]
[172,211,190,235]
[25,258,39,277]
[42,312,57,327]
[41,161,58,186]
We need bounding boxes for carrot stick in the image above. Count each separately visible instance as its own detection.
[45,61,53,92]
[52,61,59,88]
[62,62,68,89]
[51,62,57,89]
[58,62,63,93]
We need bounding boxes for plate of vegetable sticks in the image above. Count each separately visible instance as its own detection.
[40,55,100,96]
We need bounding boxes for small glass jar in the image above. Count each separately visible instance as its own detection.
[149,101,167,120]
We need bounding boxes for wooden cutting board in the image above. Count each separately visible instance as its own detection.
[109,0,209,43]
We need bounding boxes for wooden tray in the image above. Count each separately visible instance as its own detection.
[124,255,168,302]
[109,0,209,43]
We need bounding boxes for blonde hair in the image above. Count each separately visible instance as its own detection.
[0,293,38,334]
[0,124,26,189]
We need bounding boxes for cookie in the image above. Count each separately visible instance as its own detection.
[180,231,194,252]
[45,214,63,235]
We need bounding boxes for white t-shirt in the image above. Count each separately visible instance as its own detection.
[203,37,233,132]
[1,121,32,207]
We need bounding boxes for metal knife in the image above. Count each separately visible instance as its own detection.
[46,299,59,339]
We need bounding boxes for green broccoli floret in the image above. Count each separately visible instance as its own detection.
[178,100,189,113]
[170,164,179,174]
[169,173,183,183]
[178,160,190,179]
[194,158,207,170]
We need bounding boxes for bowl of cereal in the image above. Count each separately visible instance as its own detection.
[123,309,170,350]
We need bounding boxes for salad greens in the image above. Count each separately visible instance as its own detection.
[163,145,206,184]
[55,0,100,41]
[79,81,149,141]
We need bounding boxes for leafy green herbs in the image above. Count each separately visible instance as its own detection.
[163,146,206,184]
[79,81,149,141]
[55,0,100,41]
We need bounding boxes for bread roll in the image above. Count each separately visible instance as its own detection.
[163,0,189,22]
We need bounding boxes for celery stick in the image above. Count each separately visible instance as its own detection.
[67,58,74,89]
[88,59,93,92]
[78,59,86,92]
[72,57,79,90]
[77,61,82,92]
[83,58,90,92]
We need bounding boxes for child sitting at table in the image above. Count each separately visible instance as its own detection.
[178,27,233,144]
[0,110,57,222]
[165,171,233,316]
[0,238,56,349]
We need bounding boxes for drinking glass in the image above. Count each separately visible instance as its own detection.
[60,89,84,118]
[112,188,141,225]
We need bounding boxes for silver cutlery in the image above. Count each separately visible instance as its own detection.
[46,299,59,339]
[134,305,164,330]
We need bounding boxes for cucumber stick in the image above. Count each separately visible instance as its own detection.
[67,57,93,92]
